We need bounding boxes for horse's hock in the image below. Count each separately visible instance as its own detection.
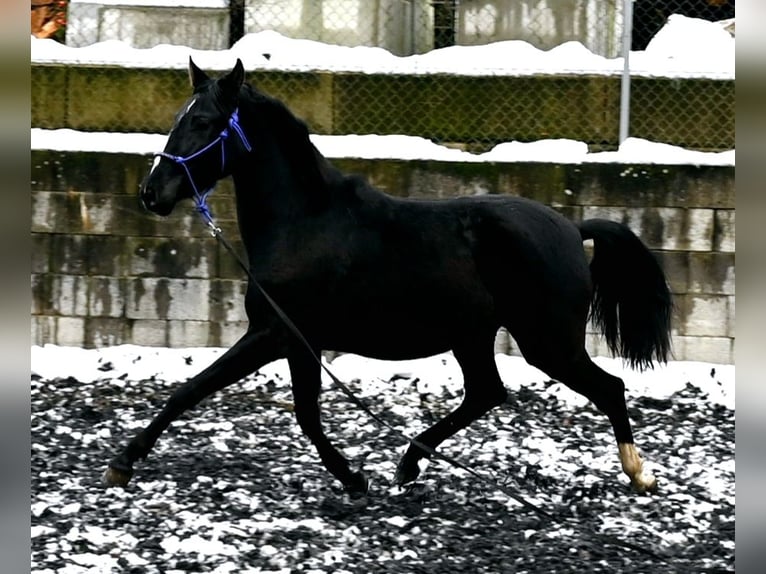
[31,148,734,364]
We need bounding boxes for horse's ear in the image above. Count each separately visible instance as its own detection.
[218,59,245,104]
[188,57,209,89]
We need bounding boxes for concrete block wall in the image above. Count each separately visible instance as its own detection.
[31,151,734,363]
[31,151,248,348]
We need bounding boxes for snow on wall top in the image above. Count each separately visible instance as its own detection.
[30,129,734,166]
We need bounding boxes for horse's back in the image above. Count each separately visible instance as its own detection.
[349,190,591,306]
[440,195,590,289]
[380,191,593,324]
[451,195,594,353]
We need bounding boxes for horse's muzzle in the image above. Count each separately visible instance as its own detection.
[139,180,174,216]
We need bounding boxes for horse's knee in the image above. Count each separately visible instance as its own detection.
[464,379,507,413]
[489,384,508,406]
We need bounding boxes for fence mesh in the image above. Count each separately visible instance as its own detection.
[32,0,735,151]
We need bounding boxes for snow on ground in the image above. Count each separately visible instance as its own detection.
[30,345,734,410]
[31,15,734,79]
[31,345,734,572]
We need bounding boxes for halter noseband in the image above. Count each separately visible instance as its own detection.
[154,108,252,225]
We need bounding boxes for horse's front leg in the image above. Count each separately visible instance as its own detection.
[395,343,508,486]
[103,327,284,487]
[288,348,368,495]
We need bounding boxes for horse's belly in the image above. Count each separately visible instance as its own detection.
[333,328,451,360]
[325,329,452,361]
[317,294,496,359]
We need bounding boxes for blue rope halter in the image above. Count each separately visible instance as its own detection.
[154,108,252,226]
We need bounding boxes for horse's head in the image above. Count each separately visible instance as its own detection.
[139,58,246,216]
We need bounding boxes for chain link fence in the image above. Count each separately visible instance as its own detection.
[32,0,734,150]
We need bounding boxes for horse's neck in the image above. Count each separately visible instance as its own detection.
[230,128,336,232]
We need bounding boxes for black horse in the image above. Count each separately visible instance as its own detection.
[104,59,672,496]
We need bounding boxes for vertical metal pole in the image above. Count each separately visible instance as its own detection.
[410,0,417,55]
[433,0,457,49]
[619,0,634,145]
[228,0,246,48]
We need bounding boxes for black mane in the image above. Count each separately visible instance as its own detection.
[239,83,344,193]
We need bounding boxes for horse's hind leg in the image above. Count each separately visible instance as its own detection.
[395,342,508,486]
[103,327,284,487]
[572,356,657,493]
[526,347,657,494]
[287,349,368,495]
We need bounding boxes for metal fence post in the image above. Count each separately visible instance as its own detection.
[619,0,634,145]
[433,0,457,49]
[229,0,245,48]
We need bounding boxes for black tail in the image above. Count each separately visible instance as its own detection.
[579,219,673,370]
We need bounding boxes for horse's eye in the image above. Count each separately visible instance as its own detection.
[190,116,212,129]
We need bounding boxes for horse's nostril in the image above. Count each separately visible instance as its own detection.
[139,188,155,210]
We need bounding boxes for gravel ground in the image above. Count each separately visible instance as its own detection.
[31,347,734,573]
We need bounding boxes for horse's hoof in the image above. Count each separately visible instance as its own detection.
[618,444,657,495]
[103,465,133,487]
[394,458,421,487]
[630,472,658,495]
[344,470,369,497]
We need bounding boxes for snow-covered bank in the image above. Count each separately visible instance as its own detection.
[31,15,733,79]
